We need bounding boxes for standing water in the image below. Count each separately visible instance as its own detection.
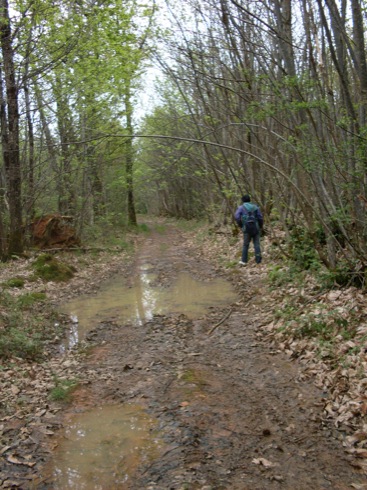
[46,246,238,487]
[47,404,162,489]
[61,267,237,349]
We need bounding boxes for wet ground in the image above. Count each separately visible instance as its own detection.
[37,223,364,489]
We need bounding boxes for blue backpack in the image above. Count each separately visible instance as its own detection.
[241,205,258,237]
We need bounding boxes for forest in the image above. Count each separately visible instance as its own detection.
[0,0,367,285]
[2,1,367,485]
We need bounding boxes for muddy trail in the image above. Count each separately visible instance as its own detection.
[33,223,363,488]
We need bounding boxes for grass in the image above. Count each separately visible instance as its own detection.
[0,327,43,360]
[138,223,150,233]
[16,292,47,308]
[274,302,297,321]
[49,376,79,402]
[155,224,167,234]
[175,218,207,232]
[225,259,240,268]
[181,369,207,390]
[0,290,62,361]
[3,277,25,288]
[295,315,333,340]
[267,263,307,289]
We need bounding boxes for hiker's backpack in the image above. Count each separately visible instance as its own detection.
[242,206,258,237]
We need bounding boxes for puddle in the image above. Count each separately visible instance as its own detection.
[61,270,237,349]
[49,264,237,487]
[43,404,163,489]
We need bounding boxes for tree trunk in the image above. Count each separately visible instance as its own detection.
[54,73,75,214]
[34,82,55,163]
[24,78,35,221]
[125,83,137,226]
[0,0,23,256]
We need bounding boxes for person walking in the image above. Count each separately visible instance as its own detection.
[234,194,263,265]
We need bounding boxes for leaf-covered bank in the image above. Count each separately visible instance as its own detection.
[204,224,367,474]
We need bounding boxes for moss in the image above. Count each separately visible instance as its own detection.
[3,277,25,288]
[31,254,76,282]
[181,369,207,389]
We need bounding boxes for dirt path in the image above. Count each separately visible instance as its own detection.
[23,223,367,488]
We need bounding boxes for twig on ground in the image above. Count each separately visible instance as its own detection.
[208,308,233,335]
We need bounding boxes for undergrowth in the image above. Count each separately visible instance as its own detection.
[292,310,355,342]
[175,218,207,232]
[0,327,43,360]
[286,224,367,289]
[49,376,79,402]
[32,254,76,282]
[0,291,61,361]
[81,214,151,249]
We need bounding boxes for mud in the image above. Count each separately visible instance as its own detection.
[36,223,364,488]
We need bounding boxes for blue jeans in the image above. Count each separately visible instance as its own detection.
[242,232,262,263]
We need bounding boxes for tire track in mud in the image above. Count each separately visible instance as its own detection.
[42,223,363,489]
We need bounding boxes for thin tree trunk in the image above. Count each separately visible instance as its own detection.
[34,82,56,166]
[125,83,137,226]
[24,75,35,221]
[54,73,75,214]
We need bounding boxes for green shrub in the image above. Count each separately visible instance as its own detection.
[288,225,320,270]
[318,260,366,289]
[32,254,76,282]
[268,263,306,288]
[268,265,290,287]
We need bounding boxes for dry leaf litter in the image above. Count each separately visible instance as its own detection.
[204,225,367,475]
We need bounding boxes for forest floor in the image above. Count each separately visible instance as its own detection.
[0,218,367,489]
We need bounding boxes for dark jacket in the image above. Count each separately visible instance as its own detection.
[234,202,263,230]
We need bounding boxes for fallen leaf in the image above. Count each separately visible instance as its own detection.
[354,448,367,459]
[10,385,20,396]
[7,455,37,467]
[252,457,277,468]
[3,480,23,488]
[0,445,11,455]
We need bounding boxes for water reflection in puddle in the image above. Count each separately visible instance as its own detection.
[50,263,237,488]
[61,270,237,348]
[45,404,162,489]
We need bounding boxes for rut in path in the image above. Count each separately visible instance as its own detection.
[42,223,363,489]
